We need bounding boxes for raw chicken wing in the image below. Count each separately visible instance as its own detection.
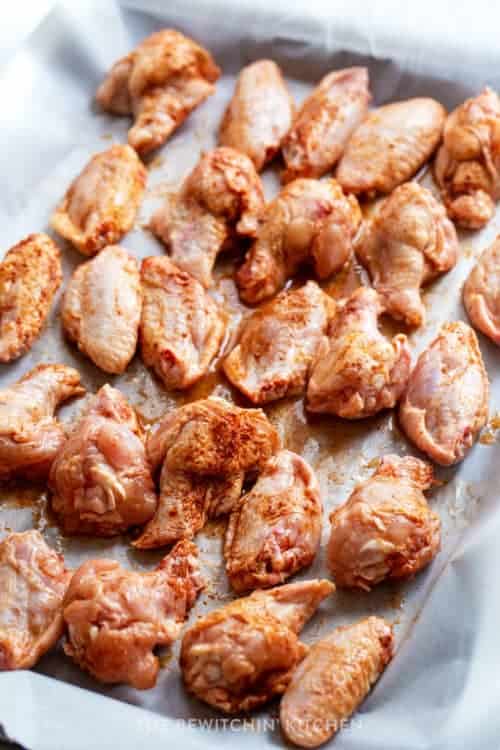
[399,322,489,465]
[434,88,500,229]
[225,450,322,592]
[307,287,411,419]
[180,579,334,713]
[0,530,71,670]
[280,617,393,748]
[150,146,264,287]
[337,98,446,195]
[62,245,141,374]
[0,234,62,362]
[327,455,440,590]
[237,178,361,304]
[464,238,500,344]
[50,384,156,535]
[282,67,370,183]
[51,145,146,256]
[96,30,220,156]
[224,281,332,404]
[0,364,84,481]
[140,255,224,390]
[63,540,203,688]
[219,60,294,171]
[356,182,459,327]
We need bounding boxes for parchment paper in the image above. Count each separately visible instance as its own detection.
[1,1,500,749]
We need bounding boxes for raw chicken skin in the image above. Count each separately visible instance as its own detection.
[225,450,322,592]
[327,455,440,590]
[219,60,294,171]
[282,67,370,183]
[0,233,62,362]
[434,88,500,229]
[307,287,411,419]
[355,182,459,327]
[62,245,141,374]
[0,364,84,481]
[134,398,278,547]
[399,322,489,465]
[63,540,203,689]
[140,256,224,390]
[0,530,71,670]
[180,579,335,713]
[464,238,500,344]
[51,145,146,256]
[96,30,220,155]
[337,98,446,195]
[280,617,394,748]
[237,178,361,304]
[50,385,156,536]
[150,147,264,288]
[224,281,333,404]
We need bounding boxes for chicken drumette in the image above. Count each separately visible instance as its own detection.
[337,98,446,195]
[140,256,225,390]
[0,530,71,670]
[307,287,411,419]
[50,385,156,536]
[223,281,333,404]
[400,322,489,466]
[225,450,322,592]
[464,238,500,345]
[63,540,203,689]
[62,245,141,374]
[0,364,84,481]
[180,579,334,713]
[51,145,146,256]
[236,178,361,304]
[150,146,264,288]
[134,398,279,548]
[0,233,62,362]
[96,29,220,156]
[434,87,500,229]
[355,182,459,327]
[327,455,440,590]
[219,60,294,171]
[280,617,394,748]
[282,67,370,183]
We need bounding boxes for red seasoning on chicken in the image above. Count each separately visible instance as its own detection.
[62,245,142,374]
[219,60,294,171]
[51,145,146,256]
[150,146,264,288]
[63,540,203,689]
[0,233,62,362]
[280,617,394,748]
[140,256,225,390]
[50,385,156,536]
[327,455,440,590]
[337,98,446,195]
[180,579,334,713]
[0,364,84,481]
[237,178,361,304]
[400,322,489,466]
[307,287,411,419]
[355,182,459,327]
[0,530,71,670]
[96,29,220,155]
[434,87,500,229]
[282,67,370,183]
[225,450,322,592]
[464,238,500,345]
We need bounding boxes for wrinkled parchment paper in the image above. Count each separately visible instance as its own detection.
[1,1,500,748]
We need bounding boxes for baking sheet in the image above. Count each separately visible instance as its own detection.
[1,1,500,748]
